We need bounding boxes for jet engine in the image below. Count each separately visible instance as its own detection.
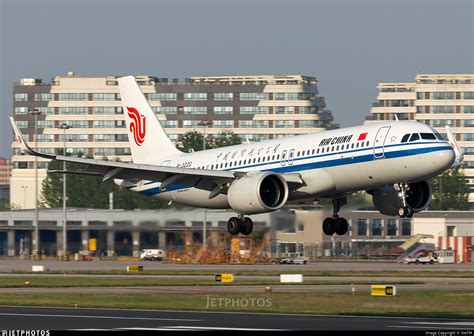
[227,172,289,215]
[370,180,432,216]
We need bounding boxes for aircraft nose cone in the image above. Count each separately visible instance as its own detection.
[433,146,455,173]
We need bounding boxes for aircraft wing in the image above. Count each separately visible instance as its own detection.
[10,117,237,195]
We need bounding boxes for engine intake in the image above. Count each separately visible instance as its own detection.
[227,172,289,215]
[371,180,432,216]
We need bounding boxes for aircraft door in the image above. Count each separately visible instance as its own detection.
[373,126,391,159]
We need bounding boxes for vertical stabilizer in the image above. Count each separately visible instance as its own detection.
[118,76,181,164]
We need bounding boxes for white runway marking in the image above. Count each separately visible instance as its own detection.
[0,312,201,322]
[118,326,287,331]
[406,322,474,326]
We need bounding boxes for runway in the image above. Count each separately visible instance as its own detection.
[0,306,472,331]
[0,259,471,272]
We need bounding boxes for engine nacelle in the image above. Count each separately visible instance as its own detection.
[227,172,289,215]
[371,180,432,216]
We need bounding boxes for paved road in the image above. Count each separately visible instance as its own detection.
[0,259,472,272]
[0,306,472,331]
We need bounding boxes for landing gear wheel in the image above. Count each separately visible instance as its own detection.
[398,206,409,218]
[240,217,254,235]
[335,218,349,235]
[406,207,414,218]
[227,217,241,235]
[323,217,337,235]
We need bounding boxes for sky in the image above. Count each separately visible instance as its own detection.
[0,0,473,157]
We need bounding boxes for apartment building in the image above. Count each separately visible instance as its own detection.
[11,73,335,208]
[366,74,474,203]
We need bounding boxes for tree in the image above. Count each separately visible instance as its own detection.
[176,131,213,152]
[429,167,469,210]
[177,130,241,152]
[212,130,242,148]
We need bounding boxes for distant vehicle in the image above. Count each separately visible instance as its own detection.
[404,255,438,265]
[278,253,309,265]
[140,249,165,261]
[436,250,455,264]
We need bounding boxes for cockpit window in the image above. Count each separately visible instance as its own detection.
[409,133,420,142]
[433,130,445,140]
[401,134,410,143]
[420,133,436,140]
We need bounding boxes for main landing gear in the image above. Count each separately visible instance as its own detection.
[323,197,349,236]
[227,215,253,236]
[397,183,414,218]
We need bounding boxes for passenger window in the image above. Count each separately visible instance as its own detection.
[409,133,420,142]
[331,146,334,152]
[420,132,436,140]
[317,148,320,154]
[401,134,410,143]
[366,141,369,146]
[312,149,315,155]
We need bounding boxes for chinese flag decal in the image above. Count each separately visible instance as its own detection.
[358,132,368,141]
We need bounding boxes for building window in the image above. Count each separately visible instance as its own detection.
[58,93,88,101]
[153,107,177,115]
[432,92,454,100]
[94,134,115,142]
[463,134,474,141]
[65,120,88,128]
[274,92,301,100]
[238,120,268,128]
[239,106,268,114]
[183,120,200,127]
[371,219,383,236]
[240,93,269,100]
[36,107,54,115]
[162,120,177,128]
[58,107,88,115]
[37,120,54,129]
[60,134,88,142]
[401,219,411,236]
[183,106,207,114]
[93,93,116,101]
[299,120,318,128]
[184,93,207,101]
[357,219,367,236]
[149,93,177,101]
[432,119,454,127]
[214,93,233,101]
[34,93,53,101]
[14,93,28,101]
[213,120,234,128]
[275,120,294,128]
[463,92,474,99]
[93,107,116,115]
[37,134,54,142]
[387,219,397,236]
[213,106,233,114]
[275,106,295,114]
[16,120,28,129]
[93,120,115,128]
[14,107,29,115]
[432,106,454,113]
[464,106,474,113]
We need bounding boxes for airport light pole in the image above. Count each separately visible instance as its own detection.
[58,123,71,256]
[30,108,41,255]
[198,119,212,246]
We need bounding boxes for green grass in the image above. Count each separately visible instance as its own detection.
[1,291,472,319]
[0,277,424,287]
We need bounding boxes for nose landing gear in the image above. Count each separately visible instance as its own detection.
[397,183,414,218]
[322,197,349,236]
[227,215,254,236]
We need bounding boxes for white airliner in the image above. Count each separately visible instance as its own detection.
[10,76,464,236]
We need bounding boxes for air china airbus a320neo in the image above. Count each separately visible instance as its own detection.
[10,76,464,236]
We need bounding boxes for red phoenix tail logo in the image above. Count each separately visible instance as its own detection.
[126,106,146,146]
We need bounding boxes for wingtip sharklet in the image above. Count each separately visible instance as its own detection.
[10,117,55,159]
